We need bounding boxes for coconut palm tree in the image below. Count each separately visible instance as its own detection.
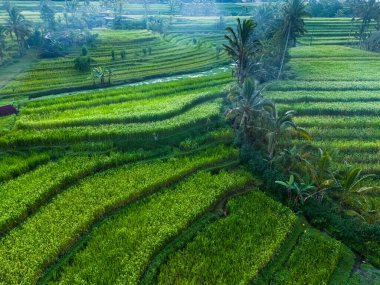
[223,18,260,86]
[5,5,32,56]
[350,0,380,48]
[277,0,310,79]
[225,78,274,137]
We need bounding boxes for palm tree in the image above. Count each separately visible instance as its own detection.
[5,5,32,56]
[278,0,310,79]
[350,0,380,48]
[223,18,259,86]
[168,0,180,17]
[225,78,274,137]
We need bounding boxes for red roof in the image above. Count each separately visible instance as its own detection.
[0,105,18,117]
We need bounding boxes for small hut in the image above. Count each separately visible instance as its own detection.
[0,105,18,117]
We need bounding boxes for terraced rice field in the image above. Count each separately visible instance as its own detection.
[0,73,231,148]
[0,30,228,101]
[0,65,354,284]
[0,9,379,284]
[267,45,380,222]
[0,52,363,285]
[0,1,255,24]
[302,18,376,46]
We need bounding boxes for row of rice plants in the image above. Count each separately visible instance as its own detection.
[0,99,224,147]
[294,116,380,128]
[0,146,238,284]
[0,151,150,234]
[157,191,297,285]
[289,59,380,81]
[22,72,231,113]
[45,170,252,284]
[17,90,224,129]
[290,45,379,58]
[272,229,351,285]
[302,18,376,46]
[267,90,380,104]
[267,80,380,91]
[277,102,380,116]
[0,152,50,183]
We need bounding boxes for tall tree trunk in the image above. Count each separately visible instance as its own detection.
[278,24,291,80]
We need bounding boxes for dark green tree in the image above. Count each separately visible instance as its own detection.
[40,0,56,31]
[223,18,259,86]
[350,0,380,48]
[278,0,310,79]
[5,5,32,55]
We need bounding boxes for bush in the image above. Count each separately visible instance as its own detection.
[241,144,380,266]
[81,45,88,56]
[74,55,93,72]
[367,31,380,52]
[120,49,126,59]
[40,39,66,58]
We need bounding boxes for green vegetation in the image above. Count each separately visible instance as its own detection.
[0,152,49,183]
[0,30,227,101]
[273,229,350,284]
[157,191,297,284]
[0,99,223,147]
[46,170,252,284]
[0,151,147,234]
[268,44,380,223]
[0,1,379,284]
[0,146,238,284]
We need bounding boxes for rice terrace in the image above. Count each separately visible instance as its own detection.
[0,0,380,284]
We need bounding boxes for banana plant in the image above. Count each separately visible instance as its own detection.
[276,174,316,205]
[91,66,106,85]
[335,165,379,222]
[225,78,274,136]
[265,106,312,160]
